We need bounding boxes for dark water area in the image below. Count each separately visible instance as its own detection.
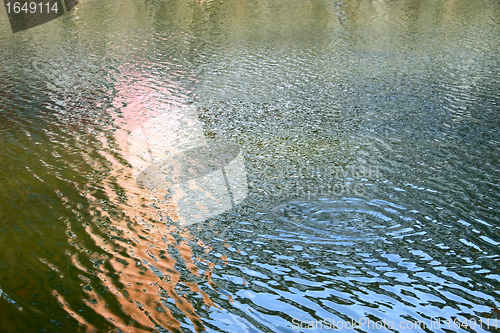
[0,0,499,332]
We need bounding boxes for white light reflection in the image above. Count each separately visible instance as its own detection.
[127,104,247,226]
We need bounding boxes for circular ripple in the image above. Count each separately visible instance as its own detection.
[270,197,421,243]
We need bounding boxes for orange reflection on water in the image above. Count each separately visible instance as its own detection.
[59,68,227,332]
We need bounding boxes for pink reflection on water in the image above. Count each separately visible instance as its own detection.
[59,66,230,332]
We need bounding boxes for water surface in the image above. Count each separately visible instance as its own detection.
[0,0,499,332]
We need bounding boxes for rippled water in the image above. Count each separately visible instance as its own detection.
[1,0,499,332]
